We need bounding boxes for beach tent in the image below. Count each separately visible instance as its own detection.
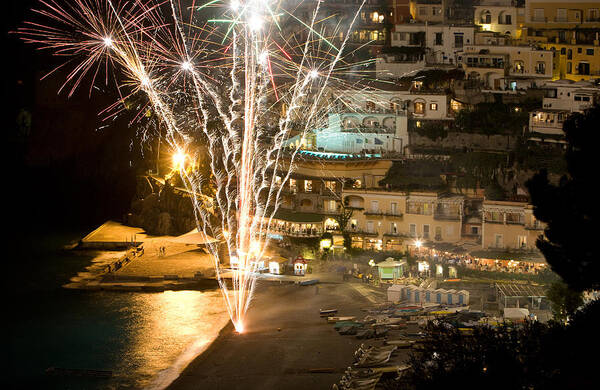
[400,285,412,301]
[413,287,424,303]
[168,228,219,245]
[425,287,437,303]
[376,258,407,280]
[434,288,445,304]
[446,289,458,305]
[293,256,308,275]
[268,257,288,275]
[387,284,403,302]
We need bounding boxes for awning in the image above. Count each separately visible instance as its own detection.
[470,249,546,263]
[168,228,219,245]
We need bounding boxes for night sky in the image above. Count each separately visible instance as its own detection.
[7,1,145,234]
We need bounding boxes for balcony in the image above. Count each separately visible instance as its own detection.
[383,232,405,237]
[525,223,544,231]
[364,210,404,218]
[434,212,460,221]
[484,218,504,224]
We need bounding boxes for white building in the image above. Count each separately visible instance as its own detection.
[381,23,475,79]
[315,112,409,154]
[540,79,600,111]
[474,0,525,38]
[336,88,452,122]
[459,42,553,89]
[529,79,600,142]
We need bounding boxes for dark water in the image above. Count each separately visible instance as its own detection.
[8,231,228,390]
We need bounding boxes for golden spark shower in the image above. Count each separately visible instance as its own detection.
[19,0,370,332]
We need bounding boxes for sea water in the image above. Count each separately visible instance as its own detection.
[8,232,229,389]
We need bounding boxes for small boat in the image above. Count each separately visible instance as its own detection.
[328,316,356,323]
[333,321,363,330]
[319,309,338,317]
[298,279,319,286]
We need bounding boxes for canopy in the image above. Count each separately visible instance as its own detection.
[376,258,407,268]
[168,228,218,245]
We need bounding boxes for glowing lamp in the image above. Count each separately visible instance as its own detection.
[415,239,422,249]
[320,238,332,250]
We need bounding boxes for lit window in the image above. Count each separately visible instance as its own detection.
[414,101,425,114]
[304,180,312,192]
[430,103,438,110]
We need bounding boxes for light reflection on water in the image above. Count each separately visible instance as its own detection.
[9,237,231,390]
[114,290,230,389]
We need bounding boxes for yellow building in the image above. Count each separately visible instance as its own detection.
[481,200,545,251]
[409,0,444,23]
[542,42,600,80]
[521,1,600,80]
[340,189,464,251]
[269,156,393,240]
[524,0,600,29]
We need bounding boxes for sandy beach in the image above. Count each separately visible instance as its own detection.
[168,279,386,390]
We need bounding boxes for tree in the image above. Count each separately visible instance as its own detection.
[402,309,599,390]
[527,105,600,291]
[546,281,583,322]
[484,179,506,201]
[332,196,356,251]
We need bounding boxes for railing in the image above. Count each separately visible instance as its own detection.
[525,224,544,230]
[484,219,504,224]
[531,17,547,23]
[364,211,404,218]
[554,17,568,23]
[434,213,461,221]
[506,220,525,225]
[383,232,404,237]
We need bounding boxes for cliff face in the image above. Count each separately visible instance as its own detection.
[127,176,196,236]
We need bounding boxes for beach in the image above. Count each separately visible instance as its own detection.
[168,279,386,390]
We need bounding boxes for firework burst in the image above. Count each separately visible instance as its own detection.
[20,0,370,332]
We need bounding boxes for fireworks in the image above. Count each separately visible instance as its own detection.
[20,0,369,332]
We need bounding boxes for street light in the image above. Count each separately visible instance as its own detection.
[415,239,422,249]
[320,238,332,250]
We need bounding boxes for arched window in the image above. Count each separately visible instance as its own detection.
[481,10,491,24]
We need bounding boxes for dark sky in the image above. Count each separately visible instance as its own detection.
[6,1,142,232]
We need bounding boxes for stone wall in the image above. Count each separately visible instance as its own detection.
[409,132,518,152]
[127,176,197,236]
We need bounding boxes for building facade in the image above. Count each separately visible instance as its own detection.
[528,79,600,142]
[481,200,545,251]
[474,0,525,38]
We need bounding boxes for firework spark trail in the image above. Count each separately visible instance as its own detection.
[20,0,369,332]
